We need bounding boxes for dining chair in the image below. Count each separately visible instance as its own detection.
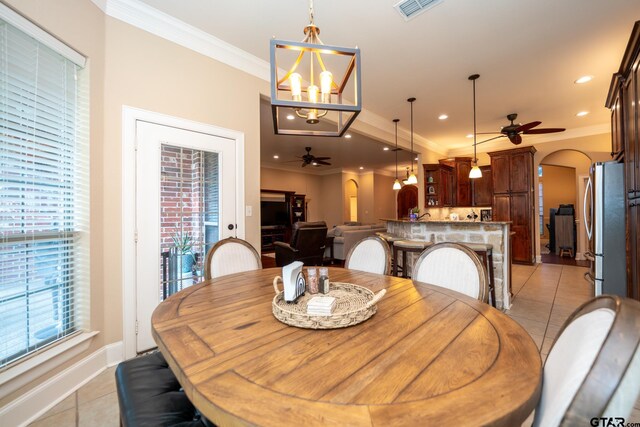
[533,295,640,427]
[412,242,488,302]
[344,236,391,275]
[204,237,262,279]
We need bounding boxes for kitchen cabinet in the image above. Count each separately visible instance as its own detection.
[472,166,493,207]
[488,146,536,264]
[606,20,640,300]
[424,160,491,207]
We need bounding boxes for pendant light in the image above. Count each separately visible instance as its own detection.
[270,0,361,137]
[392,119,402,190]
[406,97,418,185]
[469,74,482,179]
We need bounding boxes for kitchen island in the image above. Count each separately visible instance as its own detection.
[384,219,512,309]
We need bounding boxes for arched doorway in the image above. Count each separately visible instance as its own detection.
[397,185,418,219]
[537,149,591,266]
[345,179,358,222]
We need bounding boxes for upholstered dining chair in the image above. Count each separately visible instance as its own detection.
[412,242,488,302]
[204,237,262,280]
[344,236,391,275]
[533,295,640,427]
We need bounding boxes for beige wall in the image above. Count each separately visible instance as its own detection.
[357,173,375,223]
[321,173,344,228]
[373,174,397,220]
[540,165,577,239]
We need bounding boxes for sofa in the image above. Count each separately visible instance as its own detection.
[327,223,387,260]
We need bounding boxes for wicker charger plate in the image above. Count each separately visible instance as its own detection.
[272,278,386,329]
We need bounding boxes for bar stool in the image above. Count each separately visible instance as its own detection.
[376,232,403,274]
[460,242,496,308]
[393,240,433,278]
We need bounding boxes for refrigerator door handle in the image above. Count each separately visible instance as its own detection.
[584,175,593,241]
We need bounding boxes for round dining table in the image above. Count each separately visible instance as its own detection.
[151,267,542,426]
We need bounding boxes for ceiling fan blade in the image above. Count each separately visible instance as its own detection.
[514,121,541,133]
[316,160,331,165]
[476,132,503,135]
[509,134,523,145]
[475,135,506,145]
[313,156,331,161]
[301,162,308,167]
[522,128,566,134]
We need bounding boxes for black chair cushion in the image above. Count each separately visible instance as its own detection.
[116,352,214,427]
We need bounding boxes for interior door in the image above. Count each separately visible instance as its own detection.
[135,121,237,353]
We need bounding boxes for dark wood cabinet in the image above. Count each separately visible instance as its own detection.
[440,165,454,207]
[489,146,536,264]
[606,20,640,300]
[472,166,492,207]
[425,160,491,207]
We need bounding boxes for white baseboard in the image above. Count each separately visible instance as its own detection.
[536,255,542,264]
[0,341,123,427]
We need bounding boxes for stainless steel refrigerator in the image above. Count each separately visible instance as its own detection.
[584,161,626,296]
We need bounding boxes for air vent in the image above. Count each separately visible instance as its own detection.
[394,0,443,21]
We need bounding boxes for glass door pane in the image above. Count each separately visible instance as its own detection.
[159,144,219,300]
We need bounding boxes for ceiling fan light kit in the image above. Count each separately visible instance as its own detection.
[406,97,418,185]
[270,0,361,137]
[468,74,482,179]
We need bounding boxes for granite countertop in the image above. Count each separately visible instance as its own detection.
[381,218,511,225]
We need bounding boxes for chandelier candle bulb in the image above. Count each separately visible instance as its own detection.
[290,73,302,101]
[320,71,333,102]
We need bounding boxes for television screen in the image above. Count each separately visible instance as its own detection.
[261,201,289,226]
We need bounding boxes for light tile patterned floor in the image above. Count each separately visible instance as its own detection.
[509,263,640,425]
[30,263,640,426]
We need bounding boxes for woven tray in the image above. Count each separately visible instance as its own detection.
[272,277,386,329]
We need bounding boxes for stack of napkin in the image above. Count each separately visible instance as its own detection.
[306,296,336,316]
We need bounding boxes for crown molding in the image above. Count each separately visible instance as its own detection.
[92,0,270,81]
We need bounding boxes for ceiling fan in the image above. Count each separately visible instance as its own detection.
[297,146,332,167]
[477,113,565,145]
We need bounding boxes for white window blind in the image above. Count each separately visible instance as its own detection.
[0,13,89,369]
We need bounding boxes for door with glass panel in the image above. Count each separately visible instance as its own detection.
[135,121,237,352]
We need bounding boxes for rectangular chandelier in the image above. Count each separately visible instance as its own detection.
[270,17,361,137]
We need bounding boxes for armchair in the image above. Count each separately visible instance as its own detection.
[274,221,328,267]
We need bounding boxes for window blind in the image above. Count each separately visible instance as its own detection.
[0,15,89,368]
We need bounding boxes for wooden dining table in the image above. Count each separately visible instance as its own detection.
[151,267,542,426]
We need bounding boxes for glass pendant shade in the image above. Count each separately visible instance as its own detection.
[406,173,418,184]
[393,179,402,190]
[469,164,482,179]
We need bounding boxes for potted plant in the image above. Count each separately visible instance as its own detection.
[409,207,419,221]
[172,230,194,273]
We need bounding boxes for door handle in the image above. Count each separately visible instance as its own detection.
[227,224,235,230]
[583,176,592,241]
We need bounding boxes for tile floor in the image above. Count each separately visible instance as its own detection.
[29,263,640,426]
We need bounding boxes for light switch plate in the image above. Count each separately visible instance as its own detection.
[245,205,252,216]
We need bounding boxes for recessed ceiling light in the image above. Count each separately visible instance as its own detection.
[383,147,390,151]
[466,134,473,138]
[438,114,448,120]
[414,156,418,161]
[576,111,589,117]
[273,155,279,159]
[359,166,364,170]
[286,114,295,120]
[345,134,352,139]
[574,75,594,84]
